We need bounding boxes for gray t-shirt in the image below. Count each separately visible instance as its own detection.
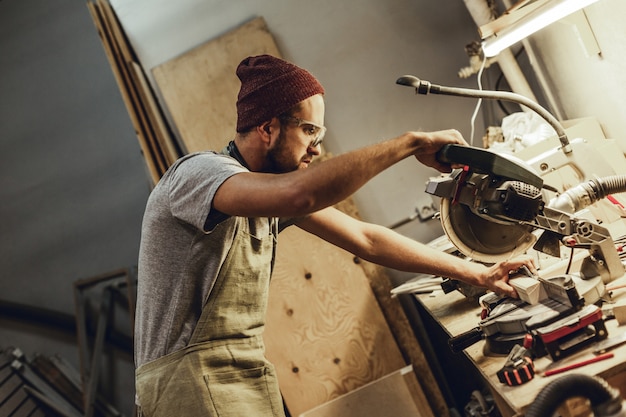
[134,151,247,368]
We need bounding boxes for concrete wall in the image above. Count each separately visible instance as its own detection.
[0,0,148,413]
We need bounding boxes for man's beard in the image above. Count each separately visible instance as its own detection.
[264,129,301,173]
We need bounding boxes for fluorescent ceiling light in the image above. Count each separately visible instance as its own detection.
[481,0,601,57]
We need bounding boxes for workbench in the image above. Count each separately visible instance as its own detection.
[413,278,626,417]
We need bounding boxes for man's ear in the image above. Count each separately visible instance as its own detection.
[258,122,270,135]
[258,120,275,145]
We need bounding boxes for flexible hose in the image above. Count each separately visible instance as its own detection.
[525,374,623,417]
[548,175,626,214]
[395,75,570,153]
[584,175,626,202]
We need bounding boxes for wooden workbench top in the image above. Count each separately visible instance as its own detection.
[415,284,626,416]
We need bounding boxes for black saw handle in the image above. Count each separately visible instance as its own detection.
[436,144,543,189]
[448,327,484,353]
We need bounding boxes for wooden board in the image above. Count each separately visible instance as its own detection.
[129,61,180,166]
[299,366,421,417]
[152,17,280,154]
[88,0,181,184]
[265,226,434,417]
[310,156,448,416]
[87,2,161,184]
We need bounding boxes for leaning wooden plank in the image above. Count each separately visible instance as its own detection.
[152,17,281,154]
[86,1,161,184]
[129,61,181,166]
[96,0,169,175]
[96,0,168,176]
[30,355,84,413]
[88,1,161,180]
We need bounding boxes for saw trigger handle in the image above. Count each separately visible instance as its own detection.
[435,144,457,165]
[435,144,543,188]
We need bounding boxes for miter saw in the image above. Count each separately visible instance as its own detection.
[428,142,625,358]
[397,75,626,359]
[427,143,624,280]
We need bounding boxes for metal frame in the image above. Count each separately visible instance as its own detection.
[73,268,136,417]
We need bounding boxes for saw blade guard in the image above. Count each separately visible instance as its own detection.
[439,197,537,263]
[429,144,544,263]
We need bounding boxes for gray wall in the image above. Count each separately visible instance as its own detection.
[0,0,150,413]
[3,0,625,414]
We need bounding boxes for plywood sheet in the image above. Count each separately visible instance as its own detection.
[307,155,447,416]
[152,17,280,154]
[265,226,411,417]
[299,367,421,417]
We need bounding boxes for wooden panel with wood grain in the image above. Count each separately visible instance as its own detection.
[298,366,422,417]
[152,17,280,154]
[265,225,426,416]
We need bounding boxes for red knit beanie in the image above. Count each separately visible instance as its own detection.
[235,55,325,132]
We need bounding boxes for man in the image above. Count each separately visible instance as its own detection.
[134,54,535,417]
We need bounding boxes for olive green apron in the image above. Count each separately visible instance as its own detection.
[136,216,284,417]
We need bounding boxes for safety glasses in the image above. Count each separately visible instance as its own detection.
[281,116,327,148]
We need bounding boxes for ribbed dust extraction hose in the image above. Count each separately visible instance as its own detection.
[548,175,626,214]
[525,374,623,417]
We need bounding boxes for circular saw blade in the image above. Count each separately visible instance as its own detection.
[440,197,537,263]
